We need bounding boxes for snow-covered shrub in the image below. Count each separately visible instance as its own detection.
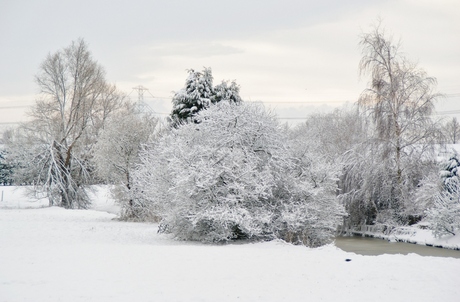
[425,182,460,237]
[134,102,344,247]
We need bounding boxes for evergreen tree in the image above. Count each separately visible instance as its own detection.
[440,151,460,190]
[171,68,214,125]
[212,80,243,105]
[170,68,242,126]
[0,150,13,186]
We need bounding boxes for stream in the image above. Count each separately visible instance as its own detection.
[334,236,460,258]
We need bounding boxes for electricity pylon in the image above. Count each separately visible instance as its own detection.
[132,85,152,113]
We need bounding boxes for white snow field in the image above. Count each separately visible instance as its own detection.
[1,187,460,302]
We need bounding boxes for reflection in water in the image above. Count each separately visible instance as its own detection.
[334,236,460,259]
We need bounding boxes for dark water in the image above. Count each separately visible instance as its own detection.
[334,236,460,259]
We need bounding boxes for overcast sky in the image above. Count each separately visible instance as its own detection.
[1,0,459,127]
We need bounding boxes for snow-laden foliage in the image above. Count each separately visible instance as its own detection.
[0,149,14,185]
[170,68,242,126]
[409,171,440,219]
[440,151,460,189]
[212,80,243,105]
[134,102,344,247]
[425,152,460,237]
[93,102,159,219]
[340,139,438,227]
[289,107,365,163]
[426,182,460,237]
[170,68,214,124]
[342,24,440,225]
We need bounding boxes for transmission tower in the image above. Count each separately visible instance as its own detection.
[132,85,150,113]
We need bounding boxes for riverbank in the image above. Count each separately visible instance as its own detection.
[344,224,460,250]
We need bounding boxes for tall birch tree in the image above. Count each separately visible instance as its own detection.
[357,24,440,220]
[8,39,125,208]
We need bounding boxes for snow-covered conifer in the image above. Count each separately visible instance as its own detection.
[212,80,243,105]
[170,68,214,125]
[170,68,242,126]
[440,151,460,190]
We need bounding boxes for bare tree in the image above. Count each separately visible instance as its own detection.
[93,102,159,219]
[358,24,440,218]
[443,117,460,144]
[8,39,125,208]
[290,106,366,163]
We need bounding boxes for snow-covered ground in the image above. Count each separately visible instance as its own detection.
[1,186,460,301]
[0,185,119,214]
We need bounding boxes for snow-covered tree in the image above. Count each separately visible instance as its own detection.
[93,102,159,219]
[212,80,243,105]
[353,24,440,223]
[288,107,382,228]
[423,152,460,237]
[339,135,438,227]
[134,102,344,247]
[409,171,440,221]
[426,182,460,237]
[0,149,14,185]
[170,68,214,125]
[170,68,242,126]
[6,39,125,208]
[290,106,365,163]
[440,151,460,189]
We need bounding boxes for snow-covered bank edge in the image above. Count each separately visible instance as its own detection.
[343,225,460,250]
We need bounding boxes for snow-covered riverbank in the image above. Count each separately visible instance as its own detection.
[344,224,460,250]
